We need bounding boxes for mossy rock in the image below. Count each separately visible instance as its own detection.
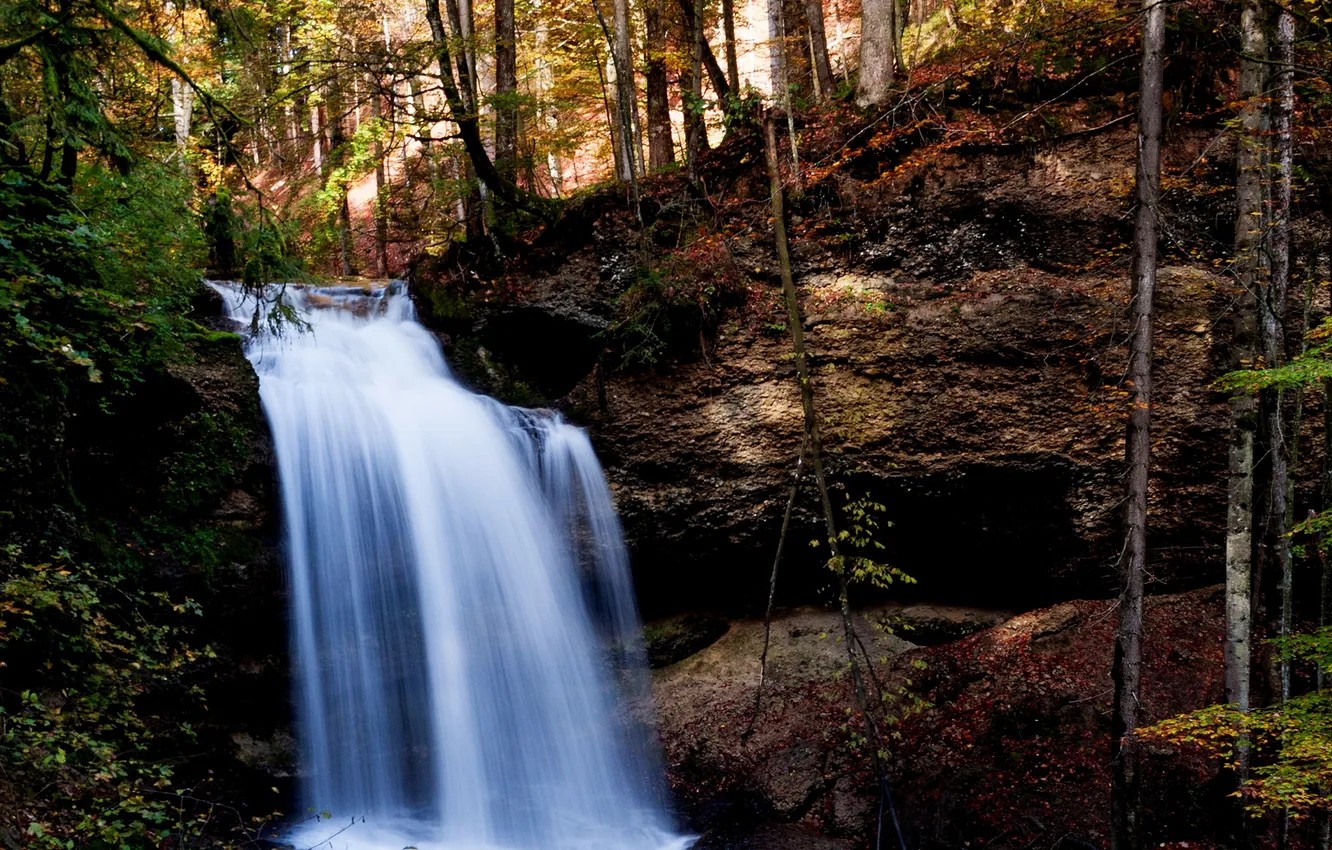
[643,614,730,668]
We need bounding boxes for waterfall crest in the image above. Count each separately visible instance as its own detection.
[214,283,687,850]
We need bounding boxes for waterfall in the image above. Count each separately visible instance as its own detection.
[213,282,688,850]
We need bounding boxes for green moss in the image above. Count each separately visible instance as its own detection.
[427,287,475,324]
[159,411,251,516]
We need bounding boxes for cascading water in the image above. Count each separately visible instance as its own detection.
[213,282,689,850]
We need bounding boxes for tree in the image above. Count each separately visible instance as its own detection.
[1224,0,1267,740]
[368,54,390,276]
[686,0,706,180]
[768,0,789,107]
[171,77,194,156]
[423,0,556,223]
[675,0,732,112]
[327,74,357,276]
[722,0,740,92]
[857,0,896,106]
[1109,0,1165,845]
[496,0,519,181]
[644,0,674,170]
[1269,0,1295,711]
[804,0,834,100]
[612,0,640,181]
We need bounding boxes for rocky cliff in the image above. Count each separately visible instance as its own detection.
[418,121,1261,617]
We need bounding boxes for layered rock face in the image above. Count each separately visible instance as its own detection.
[435,125,1244,615]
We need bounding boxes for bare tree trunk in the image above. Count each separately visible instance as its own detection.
[766,0,799,174]
[311,101,324,174]
[645,0,674,169]
[675,0,733,103]
[592,0,642,219]
[532,12,564,195]
[612,0,642,180]
[722,0,740,92]
[327,77,356,276]
[495,0,518,182]
[686,0,706,181]
[856,0,896,106]
[1109,0,1164,846]
[1270,0,1295,711]
[767,0,786,101]
[891,0,905,75]
[457,0,478,87]
[171,77,194,155]
[804,0,834,100]
[1224,0,1268,819]
[441,0,486,237]
[748,436,806,729]
[369,81,390,278]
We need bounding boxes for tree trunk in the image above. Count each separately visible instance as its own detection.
[686,0,706,180]
[1269,0,1295,711]
[767,0,787,102]
[675,0,733,103]
[803,0,834,100]
[722,0,740,93]
[645,0,674,169]
[457,0,478,93]
[857,0,896,106]
[311,101,324,174]
[495,0,518,182]
[1224,0,1267,806]
[442,0,486,237]
[1109,0,1164,846]
[327,78,356,277]
[765,0,799,173]
[533,12,565,195]
[891,0,905,76]
[369,82,390,278]
[592,0,642,219]
[171,76,194,154]
[612,0,641,180]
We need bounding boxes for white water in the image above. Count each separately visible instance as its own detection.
[214,283,689,850]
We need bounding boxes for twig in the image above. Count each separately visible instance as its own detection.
[744,433,808,737]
